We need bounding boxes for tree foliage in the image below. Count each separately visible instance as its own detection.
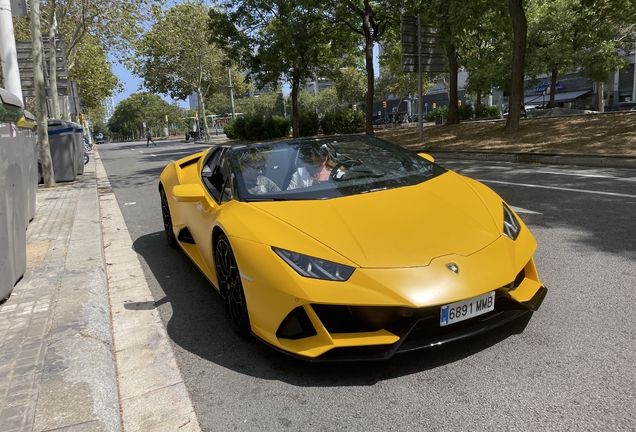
[334,67,367,104]
[525,0,632,108]
[210,0,346,138]
[107,92,182,139]
[70,35,121,110]
[133,1,229,135]
[322,0,403,134]
[315,87,340,115]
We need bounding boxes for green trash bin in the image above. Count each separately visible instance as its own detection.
[70,122,85,175]
[0,88,27,301]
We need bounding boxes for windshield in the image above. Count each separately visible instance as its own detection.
[230,136,446,201]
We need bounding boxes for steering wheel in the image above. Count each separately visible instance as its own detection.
[330,159,362,181]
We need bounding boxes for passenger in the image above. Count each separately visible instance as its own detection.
[242,166,280,195]
[287,145,334,189]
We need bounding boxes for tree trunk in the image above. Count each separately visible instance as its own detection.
[549,68,558,108]
[48,9,60,119]
[505,0,527,132]
[197,56,209,140]
[446,43,459,125]
[291,73,300,138]
[363,12,374,135]
[30,0,55,187]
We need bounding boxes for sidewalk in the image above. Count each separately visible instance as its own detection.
[0,152,199,431]
[0,143,633,431]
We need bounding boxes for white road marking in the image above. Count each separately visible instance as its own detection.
[533,169,616,179]
[124,202,136,206]
[510,206,541,215]
[479,179,636,199]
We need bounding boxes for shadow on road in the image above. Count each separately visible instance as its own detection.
[132,231,533,387]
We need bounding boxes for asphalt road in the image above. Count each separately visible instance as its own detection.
[99,139,636,432]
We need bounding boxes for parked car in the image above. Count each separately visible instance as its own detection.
[605,102,636,112]
[502,106,527,118]
[158,135,547,361]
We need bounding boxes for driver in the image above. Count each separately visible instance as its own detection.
[287,145,336,189]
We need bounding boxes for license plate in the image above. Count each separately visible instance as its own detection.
[440,291,495,327]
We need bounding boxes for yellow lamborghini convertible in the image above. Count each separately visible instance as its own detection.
[159,135,546,360]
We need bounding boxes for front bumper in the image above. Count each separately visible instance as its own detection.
[264,286,547,362]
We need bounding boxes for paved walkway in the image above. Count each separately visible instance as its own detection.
[0,152,199,431]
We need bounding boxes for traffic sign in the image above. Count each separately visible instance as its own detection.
[400,16,444,73]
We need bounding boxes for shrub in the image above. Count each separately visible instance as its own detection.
[263,116,291,140]
[224,115,290,140]
[458,103,474,120]
[298,111,320,137]
[425,105,448,122]
[474,104,500,118]
[224,119,237,139]
[321,108,364,135]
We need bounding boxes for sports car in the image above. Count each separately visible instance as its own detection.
[158,135,547,361]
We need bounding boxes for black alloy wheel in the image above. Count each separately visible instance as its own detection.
[160,187,178,249]
[215,233,251,335]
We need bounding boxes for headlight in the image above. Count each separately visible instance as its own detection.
[503,203,521,240]
[272,247,355,281]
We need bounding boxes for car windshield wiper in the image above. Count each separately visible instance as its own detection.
[246,197,289,202]
[360,187,389,194]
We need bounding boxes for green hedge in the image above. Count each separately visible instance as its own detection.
[425,104,500,122]
[474,104,500,118]
[425,106,448,122]
[321,108,365,135]
[224,115,291,140]
[298,111,320,137]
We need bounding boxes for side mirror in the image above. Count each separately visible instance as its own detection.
[172,184,205,202]
[418,152,435,163]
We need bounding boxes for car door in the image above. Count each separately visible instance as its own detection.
[182,148,235,285]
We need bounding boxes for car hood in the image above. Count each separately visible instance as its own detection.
[252,172,502,268]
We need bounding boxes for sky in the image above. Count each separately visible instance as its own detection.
[111,62,189,109]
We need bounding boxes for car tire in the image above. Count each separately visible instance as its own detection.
[214,233,251,336]
[160,187,178,249]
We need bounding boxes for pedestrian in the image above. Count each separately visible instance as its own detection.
[146,129,156,147]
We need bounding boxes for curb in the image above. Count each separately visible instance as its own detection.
[94,152,201,432]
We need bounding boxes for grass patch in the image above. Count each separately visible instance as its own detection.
[376,111,636,155]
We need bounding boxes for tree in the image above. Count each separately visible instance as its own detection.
[506,0,527,131]
[323,0,402,134]
[40,0,158,119]
[134,1,228,138]
[315,87,340,115]
[210,0,341,138]
[526,0,635,110]
[454,1,512,106]
[108,93,179,140]
[12,15,121,118]
[334,67,367,105]
[70,35,121,110]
